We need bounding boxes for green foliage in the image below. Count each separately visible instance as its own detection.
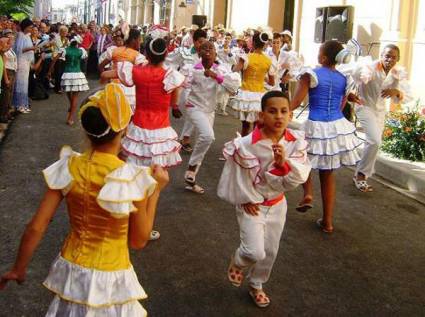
[0,0,34,16]
[381,101,425,162]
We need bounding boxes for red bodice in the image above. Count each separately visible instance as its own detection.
[132,65,171,130]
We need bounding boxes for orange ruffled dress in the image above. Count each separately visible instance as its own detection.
[42,146,157,316]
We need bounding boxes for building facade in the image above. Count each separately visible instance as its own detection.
[33,0,52,19]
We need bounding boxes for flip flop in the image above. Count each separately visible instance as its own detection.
[295,202,313,213]
[353,177,373,192]
[185,184,205,194]
[316,218,334,234]
[249,288,271,308]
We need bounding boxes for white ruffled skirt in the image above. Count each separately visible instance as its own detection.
[121,123,182,168]
[230,90,265,123]
[61,72,89,92]
[303,117,363,170]
[43,256,147,317]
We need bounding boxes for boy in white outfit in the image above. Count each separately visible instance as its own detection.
[166,29,207,153]
[352,44,412,192]
[182,41,241,194]
[218,90,311,307]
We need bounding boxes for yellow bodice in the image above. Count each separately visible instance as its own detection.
[60,151,131,271]
[241,52,272,92]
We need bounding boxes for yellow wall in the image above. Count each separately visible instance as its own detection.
[268,0,285,32]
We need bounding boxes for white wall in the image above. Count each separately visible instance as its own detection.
[229,0,270,33]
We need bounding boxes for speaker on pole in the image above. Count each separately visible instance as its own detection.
[314,6,354,44]
[325,6,354,43]
[192,15,207,28]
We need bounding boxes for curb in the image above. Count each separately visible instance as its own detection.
[288,120,425,205]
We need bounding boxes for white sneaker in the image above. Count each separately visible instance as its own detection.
[149,230,160,241]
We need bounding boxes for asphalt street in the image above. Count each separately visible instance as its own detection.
[0,80,424,317]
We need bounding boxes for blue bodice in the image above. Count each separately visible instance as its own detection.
[308,67,346,122]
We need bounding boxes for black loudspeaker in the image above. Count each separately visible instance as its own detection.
[192,15,207,28]
[314,7,327,43]
[314,6,354,43]
[325,6,354,43]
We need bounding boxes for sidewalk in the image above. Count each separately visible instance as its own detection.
[289,107,425,204]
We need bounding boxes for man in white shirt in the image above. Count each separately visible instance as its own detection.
[352,44,412,192]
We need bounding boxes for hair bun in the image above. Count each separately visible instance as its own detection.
[149,37,167,56]
[260,32,269,43]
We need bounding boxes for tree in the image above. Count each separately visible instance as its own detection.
[0,0,35,17]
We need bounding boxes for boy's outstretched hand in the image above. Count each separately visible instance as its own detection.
[0,270,26,290]
[242,203,260,216]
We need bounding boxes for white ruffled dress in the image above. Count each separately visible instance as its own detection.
[41,146,157,316]
[298,67,363,170]
[60,47,89,92]
[117,62,185,168]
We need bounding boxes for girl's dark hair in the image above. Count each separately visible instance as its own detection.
[49,24,58,33]
[126,28,141,45]
[145,37,167,64]
[273,32,281,40]
[261,90,290,111]
[321,40,344,65]
[253,31,269,49]
[80,106,118,145]
[193,29,207,42]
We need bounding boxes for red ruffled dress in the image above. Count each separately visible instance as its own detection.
[120,63,185,167]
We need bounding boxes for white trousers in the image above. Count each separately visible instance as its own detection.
[187,108,215,167]
[178,88,194,139]
[355,105,386,178]
[216,86,230,113]
[234,199,287,290]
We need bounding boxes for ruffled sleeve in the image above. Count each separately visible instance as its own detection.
[264,130,312,192]
[296,67,319,88]
[117,61,134,87]
[134,53,147,65]
[217,135,264,205]
[163,67,185,93]
[97,163,157,218]
[42,145,79,195]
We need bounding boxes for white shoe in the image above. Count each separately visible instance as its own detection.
[149,230,160,241]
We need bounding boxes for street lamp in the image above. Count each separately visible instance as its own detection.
[178,1,186,8]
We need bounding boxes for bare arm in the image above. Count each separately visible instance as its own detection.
[128,166,169,249]
[0,189,63,289]
[290,74,310,111]
[98,58,111,73]
[100,69,118,84]
[266,74,275,87]
[47,53,61,78]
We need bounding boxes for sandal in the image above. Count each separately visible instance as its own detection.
[316,218,334,234]
[227,256,243,287]
[184,170,196,185]
[185,184,205,194]
[249,288,271,308]
[353,177,373,192]
[149,230,160,241]
[296,197,313,213]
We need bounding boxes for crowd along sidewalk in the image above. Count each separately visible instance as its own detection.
[289,107,425,204]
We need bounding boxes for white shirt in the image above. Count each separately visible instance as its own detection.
[352,60,413,112]
[217,127,311,205]
[180,61,241,112]
[165,46,199,70]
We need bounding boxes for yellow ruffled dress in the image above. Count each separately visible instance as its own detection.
[42,146,157,316]
[230,52,272,122]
